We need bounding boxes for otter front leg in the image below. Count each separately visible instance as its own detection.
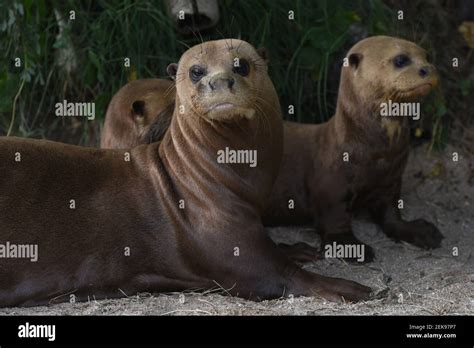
[371,188,444,249]
[318,198,375,263]
[212,233,372,303]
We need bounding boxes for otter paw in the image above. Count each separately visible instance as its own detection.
[320,276,373,303]
[278,242,322,263]
[406,219,444,249]
[322,233,375,263]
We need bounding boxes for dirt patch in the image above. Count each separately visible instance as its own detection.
[1,144,472,315]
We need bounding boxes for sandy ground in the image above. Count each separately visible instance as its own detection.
[1,144,472,315]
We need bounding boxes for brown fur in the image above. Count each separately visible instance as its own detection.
[101,79,175,149]
[0,39,370,307]
[265,36,443,261]
[100,37,443,263]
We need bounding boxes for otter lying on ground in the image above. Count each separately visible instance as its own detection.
[101,36,443,263]
[0,39,370,307]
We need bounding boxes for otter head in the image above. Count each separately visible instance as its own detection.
[166,39,270,122]
[343,36,438,104]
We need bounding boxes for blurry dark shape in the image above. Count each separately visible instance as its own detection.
[458,0,474,21]
[166,0,219,35]
[458,0,474,48]
[53,9,77,76]
[348,23,369,44]
[458,21,474,48]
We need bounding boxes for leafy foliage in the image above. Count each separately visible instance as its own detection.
[1,0,469,149]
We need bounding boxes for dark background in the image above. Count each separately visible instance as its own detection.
[0,0,472,151]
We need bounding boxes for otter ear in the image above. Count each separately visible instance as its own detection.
[167,63,178,80]
[256,47,269,63]
[348,53,362,69]
[132,100,146,119]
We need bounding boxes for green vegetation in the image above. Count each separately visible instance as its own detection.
[0,0,469,148]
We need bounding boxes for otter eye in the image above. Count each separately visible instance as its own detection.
[393,54,411,68]
[233,59,250,76]
[189,65,206,83]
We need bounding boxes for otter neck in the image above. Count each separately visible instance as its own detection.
[160,99,282,214]
[333,76,409,148]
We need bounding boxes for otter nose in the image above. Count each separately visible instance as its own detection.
[419,66,430,77]
[209,73,235,91]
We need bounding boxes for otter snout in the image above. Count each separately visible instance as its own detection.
[419,67,429,77]
[419,65,439,88]
[208,72,235,91]
[419,65,435,78]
